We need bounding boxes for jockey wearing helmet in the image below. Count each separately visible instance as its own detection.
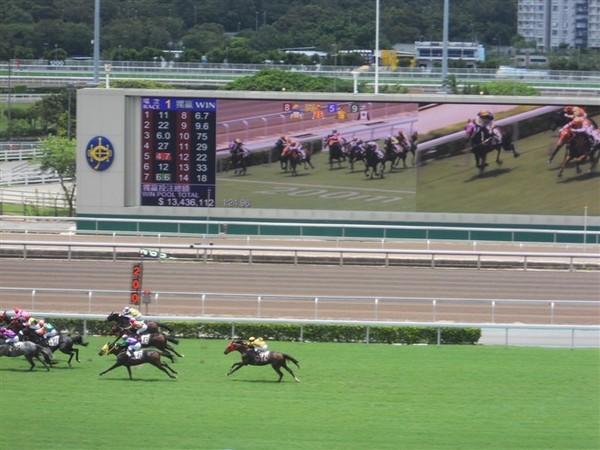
[549,117,587,164]
[0,326,19,348]
[129,318,148,335]
[475,110,495,131]
[37,320,58,341]
[13,308,30,323]
[247,336,268,353]
[27,317,44,331]
[563,106,587,120]
[119,334,141,357]
[121,306,142,321]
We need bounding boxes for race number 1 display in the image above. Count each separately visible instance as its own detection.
[141,97,216,207]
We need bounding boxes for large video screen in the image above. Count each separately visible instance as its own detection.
[140,98,599,216]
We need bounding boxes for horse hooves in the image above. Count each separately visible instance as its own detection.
[295,378,301,383]
[514,153,520,158]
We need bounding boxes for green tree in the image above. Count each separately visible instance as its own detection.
[223,69,353,92]
[37,136,76,216]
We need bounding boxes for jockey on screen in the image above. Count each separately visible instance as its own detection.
[549,117,588,164]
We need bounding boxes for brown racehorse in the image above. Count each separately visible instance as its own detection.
[110,325,183,358]
[106,312,173,334]
[558,133,599,178]
[98,343,177,380]
[224,340,300,382]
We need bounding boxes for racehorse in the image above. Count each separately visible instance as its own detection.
[287,146,314,176]
[364,142,385,179]
[325,137,346,169]
[383,137,406,171]
[224,340,300,382]
[489,126,520,165]
[229,145,249,176]
[274,137,289,171]
[558,133,600,178]
[0,341,53,371]
[106,312,173,334]
[98,342,177,380]
[468,125,496,175]
[347,140,366,172]
[21,328,88,367]
[112,326,183,358]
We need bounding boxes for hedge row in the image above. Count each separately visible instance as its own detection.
[49,319,481,345]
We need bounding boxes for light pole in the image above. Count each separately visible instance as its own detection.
[441,0,449,92]
[374,0,380,94]
[93,0,100,85]
[7,59,12,140]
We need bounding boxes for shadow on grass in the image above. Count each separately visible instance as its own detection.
[557,171,600,183]
[228,378,285,384]
[98,377,177,382]
[464,167,513,182]
[285,172,311,178]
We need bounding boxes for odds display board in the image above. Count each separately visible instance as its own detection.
[141,97,216,207]
[76,90,600,219]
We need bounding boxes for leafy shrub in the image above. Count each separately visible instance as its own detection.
[49,318,480,345]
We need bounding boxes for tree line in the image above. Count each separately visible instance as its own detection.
[1,0,518,64]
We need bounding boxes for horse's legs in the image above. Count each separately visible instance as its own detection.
[99,362,122,376]
[162,362,178,375]
[496,146,503,165]
[149,360,176,379]
[281,362,300,382]
[166,343,184,358]
[126,365,133,380]
[227,362,244,376]
[272,364,284,382]
[25,354,36,371]
[35,355,50,371]
[557,153,571,178]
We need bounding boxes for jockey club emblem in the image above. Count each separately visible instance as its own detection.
[85,136,115,171]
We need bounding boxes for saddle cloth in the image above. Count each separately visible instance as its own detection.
[47,336,60,347]
[140,334,151,345]
[256,351,270,362]
[132,350,144,360]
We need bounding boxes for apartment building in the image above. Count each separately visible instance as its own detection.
[518,0,600,49]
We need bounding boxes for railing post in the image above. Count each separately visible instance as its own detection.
[249,249,253,264]
[23,243,27,260]
[374,298,379,320]
[299,326,304,342]
[112,246,117,262]
[431,254,435,268]
[432,299,437,321]
[257,296,262,317]
[477,254,481,270]
[523,255,527,271]
[365,326,370,344]
[231,323,235,338]
[436,328,441,345]
[504,327,509,346]
[569,257,574,272]
[294,250,298,265]
[201,294,206,315]
[570,328,575,350]
[314,297,319,319]
[385,252,389,267]
[491,301,495,323]
[31,289,36,310]
[339,251,343,267]
[88,290,93,313]
[550,301,555,324]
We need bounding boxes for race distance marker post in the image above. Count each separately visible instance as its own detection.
[141,97,217,207]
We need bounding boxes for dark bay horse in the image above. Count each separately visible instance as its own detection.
[224,340,300,382]
[0,341,53,371]
[288,147,314,176]
[383,137,406,171]
[229,146,249,176]
[98,343,177,380]
[558,133,600,178]
[490,126,520,164]
[364,143,385,179]
[21,328,88,367]
[106,313,173,334]
[468,126,496,175]
[347,141,366,172]
[326,138,346,169]
[112,326,183,358]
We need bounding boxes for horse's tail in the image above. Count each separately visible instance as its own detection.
[283,353,300,368]
[156,322,173,333]
[166,335,179,345]
[72,335,89,346]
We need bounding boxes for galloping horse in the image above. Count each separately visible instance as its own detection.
[106,313,173,334]
[224,340,300,382]
[364,143,385,179]
[558,133,600,178]
[21,328,88,367]
[229,145,249,176]
[0,342,53,371]
[468,125,495,175]
[287,147,314,176]
[326,137,346,169]
[383,137,406,171]
[347,141,366,172]
[98,343,177,380]
[112,325,183,358]
[489,126,520,165]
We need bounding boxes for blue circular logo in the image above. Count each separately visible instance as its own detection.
[85,136,115,171]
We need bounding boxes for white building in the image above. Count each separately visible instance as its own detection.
[414,41,485,69]
[518,0,599,49]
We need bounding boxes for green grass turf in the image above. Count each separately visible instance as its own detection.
[0,338,598,450]
[216,122,600,215]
